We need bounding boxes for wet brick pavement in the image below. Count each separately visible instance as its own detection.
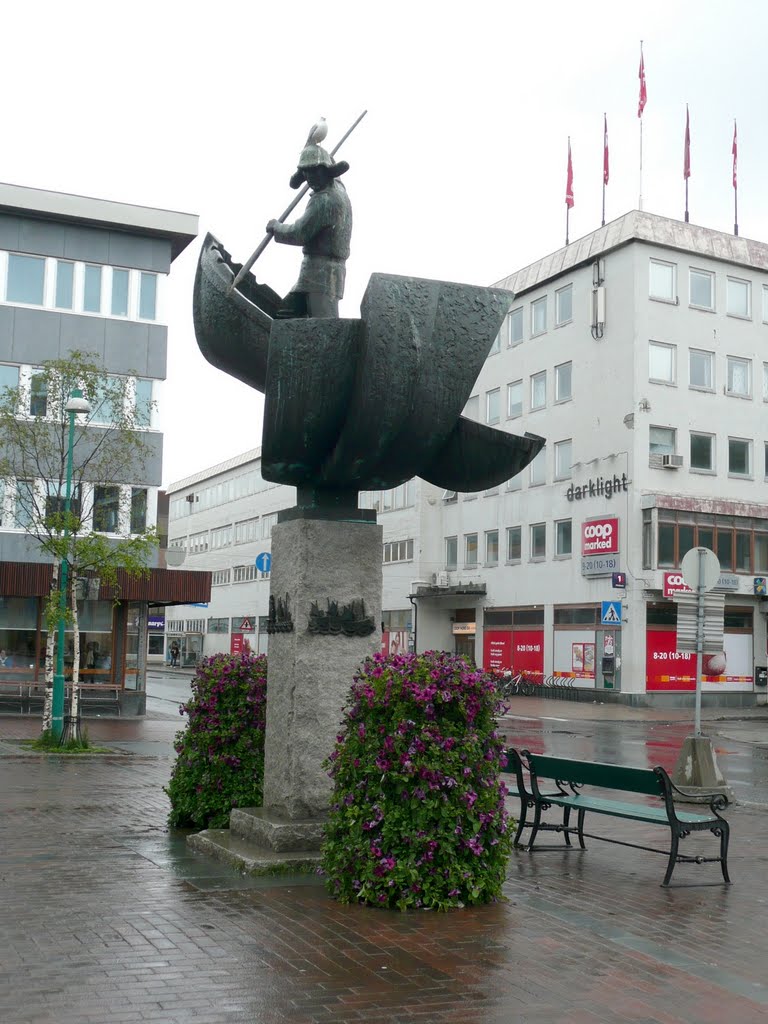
[2,709,768,1023]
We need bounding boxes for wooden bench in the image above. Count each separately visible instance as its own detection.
[505,748,731,887]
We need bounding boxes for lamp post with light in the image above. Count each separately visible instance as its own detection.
[51,388,92,741]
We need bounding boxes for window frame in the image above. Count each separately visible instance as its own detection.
[649,425,676,456]
[531,296,547,337]
[555,518,572,557]
[507,379,522,419]
[689,432,715,473]
[530,522,546,561]
[649,259,677,302]
[554,439,573,481]
[484,529,499,566]
[506,526,522,563]
[689,268,715,311]
[728,436,752,478]
[555,284,573,326]
[726,276,751,318]
[688,348,714,392]
[726,355,752,398]
[555,361,572,403]
[649,340,676,384]
[530,370,546,411]
[464,532,478,568]
[506,306,524,347]
[485,387,500,425]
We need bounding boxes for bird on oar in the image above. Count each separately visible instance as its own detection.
[305,118,328,145]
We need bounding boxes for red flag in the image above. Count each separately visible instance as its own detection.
[684,105,691,180]
[638,45,647,118]
[732,120,738,190]
[603,114,609,185]
[565,139,574,208]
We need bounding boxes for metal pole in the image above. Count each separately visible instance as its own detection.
[52,394,78,740]
[694,548,704,737]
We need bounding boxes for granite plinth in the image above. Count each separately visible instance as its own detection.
[230,807,326,852]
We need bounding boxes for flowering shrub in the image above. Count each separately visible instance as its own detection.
[166,653,267,829]
[321,650,512,911]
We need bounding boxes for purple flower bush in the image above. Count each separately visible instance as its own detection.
[321,650,512,911]
[166,653,267,829]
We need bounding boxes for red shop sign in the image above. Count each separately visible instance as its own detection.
[512,630,544,678]
[581,517,619,556]
[483,632,512,672]
[663,572,693,598]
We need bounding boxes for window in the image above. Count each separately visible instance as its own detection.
[463,395,479,422]
[554,439,572,480]
[233,564,258,583]
[649,341,675,383]
[488,331,500,355]
[235,518,259,544]
[188,530,209,554]
[14,480,34,528]
[211,569,231,586]
[726,356,751,397]
[649,426,676,456]
[55,261,74,309]
[210,525,233,549]
[507,380,522,419]
[486,388,500,425]
[0,363,19,399]
[689,269,714,309]
[529,448,546,486]
[531,297,547,336]
[530,523,546,560]
[93,486,120,532]
[689,349,714,390]
[90,379,121,425]
[29,373,47,417]
[445,536,458,571]
[130,488,147,533]
[83,265,103,313]
[649,259,676,300]
[763,285,768,324]
[530,371,546,410]
[728,437,751,476]
[555,284,572,325]
[208,618,229,633]
[506,307,523,346]
[653,508,768,573]
[7,254,45,305]
[506,473,521,492]
[45,481,82,523]
[383,539,414,562]
[139,273,158,320]
[185,619,205,634]
[111,269,130,317]
[135,379,153,427]
[464,533,478,567]
[555,361,572,402]
[506,526,521,562]
[690,433,714,472]
[262,512,278,537]
[727,276,750,317]
[555,519,572,556]
[485,530,499,565]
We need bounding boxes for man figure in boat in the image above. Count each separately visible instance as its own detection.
[265,139,352,319]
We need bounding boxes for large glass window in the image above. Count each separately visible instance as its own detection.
[649,259,676,300]
[530,523,546,559]
[464,533,478,567]
[727,277,750,317]
[29,373,47,417]
[235,518,259,544]
[690,433,714,471]
[14,480,34,528]
[463,395,479,422]
[45,481,82,522]
[531,297,547,336]
[111,269,130,317]
[507,380,522,418]
[0,363,20,400]
[55,261,74,309]
[139,273,157,320]
[530,371,546,410]
[90,379,121,425]
[689,349,713,390]
[555,284,573,325]
[93,485,120,532]
[726,356,751,397]
[649,341,675,383]
[0,597,39,675]
[728,437,751,476]
[689,269,714,309]
[555,519,572,556]
[485,530,499,566]
[130,488,147,533]
[507,526,521,562]
[486,388,500,424]
[507,307,523,346]
[529,448,546,486]
[83,265,103,313]
[7,254,45,305]
[135,379,153,426]
[650,426,676,455]
[445,536,458,571]
[554,439,572,480]
[555,361,572,402]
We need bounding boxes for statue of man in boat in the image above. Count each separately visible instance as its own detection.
[265,128,352,319]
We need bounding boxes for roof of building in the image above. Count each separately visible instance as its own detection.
[495,210,768,297]
[166,446,263,494]
[0,182,199,260]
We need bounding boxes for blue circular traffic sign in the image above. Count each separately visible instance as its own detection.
[255,551,272,573]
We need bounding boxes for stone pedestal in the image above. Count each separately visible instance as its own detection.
[262,516,382,832]
[671,734,735,804]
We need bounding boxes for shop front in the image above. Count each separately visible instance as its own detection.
[482,607,544,679]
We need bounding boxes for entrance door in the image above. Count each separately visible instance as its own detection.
[455,635,475,664]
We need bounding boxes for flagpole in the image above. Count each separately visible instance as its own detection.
[602,113,607,227]
[684,104,690,223]
[565,136,572,245]
[733,119,739,236]
[639,118,643,212]
[638,41,645,211]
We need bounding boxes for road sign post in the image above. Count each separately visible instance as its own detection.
[680,546,720,736]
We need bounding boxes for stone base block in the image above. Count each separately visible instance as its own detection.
[230,806,326,852]
[187,829,321,876]
[671,734,736,804]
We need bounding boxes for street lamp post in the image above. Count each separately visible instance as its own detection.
[51,388,92,741]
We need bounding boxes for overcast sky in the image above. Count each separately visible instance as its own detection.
[6,1,768,485]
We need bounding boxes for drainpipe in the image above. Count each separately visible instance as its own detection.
[408,594,418,654]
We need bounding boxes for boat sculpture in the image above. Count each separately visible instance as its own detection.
[193,232,545,512]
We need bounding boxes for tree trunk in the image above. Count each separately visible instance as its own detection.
[41,566,58,733]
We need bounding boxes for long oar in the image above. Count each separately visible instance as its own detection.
[228,110,367,296]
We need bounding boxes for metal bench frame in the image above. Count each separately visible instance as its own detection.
[507,748,730,887]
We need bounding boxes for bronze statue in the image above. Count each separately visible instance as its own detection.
[265,130,352,319]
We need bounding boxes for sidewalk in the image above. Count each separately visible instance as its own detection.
[2,706,768,1023]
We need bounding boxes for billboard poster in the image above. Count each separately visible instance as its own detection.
[512,630,544,679]
[483,632,512,672]
[581,517,619,556]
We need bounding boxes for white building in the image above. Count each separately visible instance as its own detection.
[168,211,768,706]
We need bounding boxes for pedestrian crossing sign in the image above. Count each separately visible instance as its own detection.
[601,600,622,625]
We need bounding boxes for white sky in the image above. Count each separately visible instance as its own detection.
[5,1,768,485]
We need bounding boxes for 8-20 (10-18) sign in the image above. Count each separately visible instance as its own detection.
[581,517,619,556]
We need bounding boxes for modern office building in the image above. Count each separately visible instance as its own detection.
[168,210,768,706]
[0,183,210,714]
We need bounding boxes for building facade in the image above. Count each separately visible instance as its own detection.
[168,211,768,706]
[0,183,210,714]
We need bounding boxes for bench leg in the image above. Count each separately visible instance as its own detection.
[527,804,543,851]
[514,799,529,847]
[718,824,731,884]
[577,808,586,850]
[662,833,680,887]
[562,806,572,847]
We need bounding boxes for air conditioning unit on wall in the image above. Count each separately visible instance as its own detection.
[662,454,683,468]
[436,572,450,587]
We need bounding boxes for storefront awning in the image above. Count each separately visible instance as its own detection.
[0,561,211,605]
